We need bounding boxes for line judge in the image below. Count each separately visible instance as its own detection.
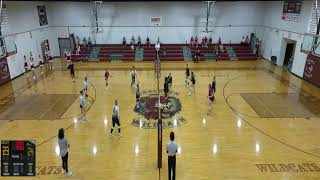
[167,132,178,180]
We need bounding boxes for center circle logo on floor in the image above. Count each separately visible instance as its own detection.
[132,90,186,129]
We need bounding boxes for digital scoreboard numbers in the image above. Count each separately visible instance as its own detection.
[1,140,36,176]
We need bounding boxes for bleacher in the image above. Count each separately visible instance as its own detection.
[71,43,257,62]
[71,45,91,62]
[143,44,184,61]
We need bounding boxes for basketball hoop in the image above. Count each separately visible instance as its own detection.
[91,1,102,33]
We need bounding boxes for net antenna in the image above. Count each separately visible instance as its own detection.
[201,1,216,33]
[91,1,102,33]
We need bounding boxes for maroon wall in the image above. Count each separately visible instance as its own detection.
[0,57,11,86]
[303,54,320,87]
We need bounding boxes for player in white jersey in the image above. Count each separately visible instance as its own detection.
[38,54,44,74]
[66,50,72,64]
[110,99,121,137]
[130,66,137,87]
[83,77,89,97]
[79,90,87,121]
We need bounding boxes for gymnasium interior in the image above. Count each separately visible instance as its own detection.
[0,0,320,179]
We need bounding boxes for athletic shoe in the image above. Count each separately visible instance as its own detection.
[109,133,114,137]
[188,92,192,96]
[118,133,122,137]
[65,171,72,176]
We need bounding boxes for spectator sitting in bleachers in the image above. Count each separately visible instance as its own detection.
[201,37,205,47]
[130,36,136,46]
[241,36,245,46]
[146,36,150,47]
[214,45,219,55]
[83,37,87,47]
[219,44,224,53]
[195,36,198,48]
[245,36,250,46]
[162,48,166,57]
[76,36,80,46]
[88,37,92,47]
[194,49,201,63]
[218,37,222,45]
[137,36,142,48]
[122,36,126,47]
[208,37,212,45]
[76,45,81,55]
[214,46,219,60]
[190,36,194,47]
[204,36,208,48]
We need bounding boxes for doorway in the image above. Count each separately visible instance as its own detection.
[278,38,296,69]
[58,38,71,57]
[283,43,295,67]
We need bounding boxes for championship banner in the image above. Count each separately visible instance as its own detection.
[0,57,11,86]
[303,54,320,87]
[37,5,48,26]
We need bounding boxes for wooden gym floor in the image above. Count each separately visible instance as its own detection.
[0,58,320,179]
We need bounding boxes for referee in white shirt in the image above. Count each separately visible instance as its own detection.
[167,132,178,180]
[155,42,160,57]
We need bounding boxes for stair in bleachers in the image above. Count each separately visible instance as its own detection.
[182,46,192,61]
[135,47,144,61]
[203,53,216,61]
[226,46,238,61]
[71,45,91,62]
[232,45,257,61]
[110,53,123,61]
[89,47,100,62]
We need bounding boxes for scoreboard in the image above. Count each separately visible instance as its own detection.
[1,140,36,176]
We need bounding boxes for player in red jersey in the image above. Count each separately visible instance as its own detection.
[104,68,110,87]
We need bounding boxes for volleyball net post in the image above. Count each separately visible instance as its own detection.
[156,51,162,169]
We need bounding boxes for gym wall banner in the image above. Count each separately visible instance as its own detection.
[37,5,48,26]
[303,54,320,87]
[0,57,11,86]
